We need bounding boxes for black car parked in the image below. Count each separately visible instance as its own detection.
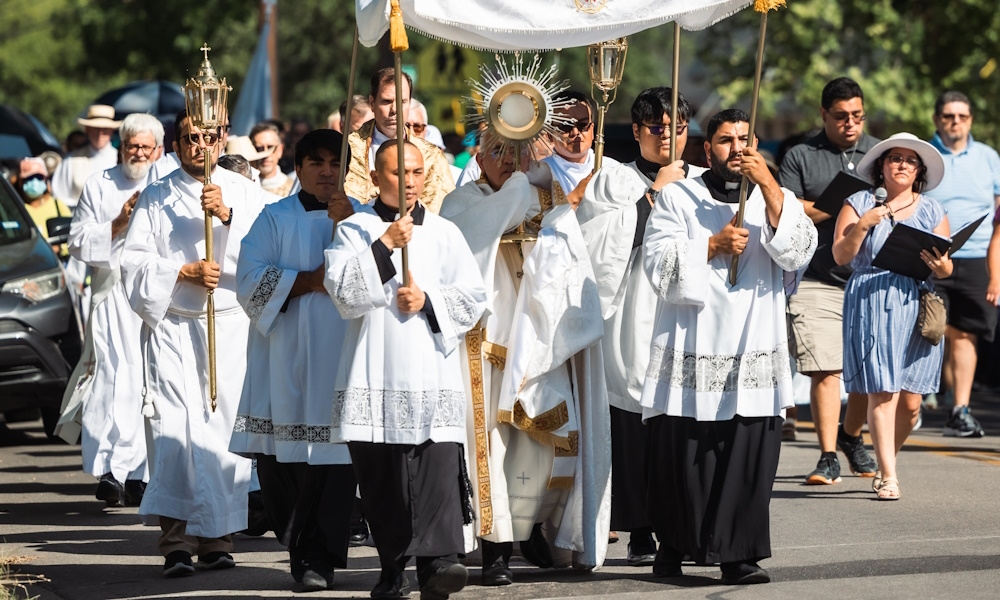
[0,174,82,437]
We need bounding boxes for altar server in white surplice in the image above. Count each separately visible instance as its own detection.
[230,130,359,592]
[121,111,274,577]
[438,136,610,585]
[640,109,816,585]
[576,87,706,566]
[324,141,486,600]
[62,114,163,507]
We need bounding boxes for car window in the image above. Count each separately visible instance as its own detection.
[0,179,33,245]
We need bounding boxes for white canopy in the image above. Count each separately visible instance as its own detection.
[357,0,751,51]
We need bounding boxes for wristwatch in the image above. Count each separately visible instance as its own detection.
[645,187,657,204]
[221,207,234,227]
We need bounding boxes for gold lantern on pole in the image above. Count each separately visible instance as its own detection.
[587,37,628,172]
[183,44,231,412]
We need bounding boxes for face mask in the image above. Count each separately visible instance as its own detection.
[23,178,47,199]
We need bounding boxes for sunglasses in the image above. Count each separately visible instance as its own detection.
[829,111,866,125]
[253,144,279,154]
[182,131,221,146]
[643,123,687,137]
[406,123,427,133]
[22,174,46,183]
[939,113,971,123]
[556,120,594,135]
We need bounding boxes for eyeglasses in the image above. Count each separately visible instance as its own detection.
[406,123,427,133]
[556,120,594,135]
[643,123,687,137]
[124,143,156,154]
[887,154,922,170]
[940,113,971,123]
[830,111,867,125]
[182,131,220,146]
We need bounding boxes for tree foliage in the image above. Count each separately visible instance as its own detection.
[695,0,1000,147]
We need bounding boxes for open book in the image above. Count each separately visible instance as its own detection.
[872,214,989,280]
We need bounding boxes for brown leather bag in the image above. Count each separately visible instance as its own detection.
[917,290,946,345]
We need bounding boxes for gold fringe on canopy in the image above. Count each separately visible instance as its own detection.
[754,0,786,12]
[390,0,409,52]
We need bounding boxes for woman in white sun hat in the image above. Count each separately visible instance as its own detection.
[832,132,952,501]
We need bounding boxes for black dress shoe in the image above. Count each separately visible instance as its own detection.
[96,473,124,507]
[123,480,146,506]
[242,490,271,536]
[519,523,553,569]
[480,556,513,586]
[720,561,770,585]
[350,516,370,547]
[300,561,335,592]
[651,545,683,578]
[420,562,467,600]
[371,570,410,599]
[627,531,657,567]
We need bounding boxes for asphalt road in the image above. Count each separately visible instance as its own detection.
[2,395,1000,600]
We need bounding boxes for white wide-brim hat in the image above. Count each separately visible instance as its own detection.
[225,136,274,162]
[856,132,945,192]
[77,104,122,129]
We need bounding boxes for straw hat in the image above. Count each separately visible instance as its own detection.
[225,136,275,162]
[77,105,122,129]
[856,132,946,192]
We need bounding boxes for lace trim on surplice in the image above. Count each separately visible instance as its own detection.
[246,266,282,324]
[232,415,333,444]
[331,388,466,431]
[645,344,792,392]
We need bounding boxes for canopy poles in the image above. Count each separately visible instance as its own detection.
[729,0,785,286]
[669,22,680,164]
[391,0,411,286]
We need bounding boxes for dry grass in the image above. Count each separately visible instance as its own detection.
[0,553,45,600]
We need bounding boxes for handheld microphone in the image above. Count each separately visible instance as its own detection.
[874,187,888,206]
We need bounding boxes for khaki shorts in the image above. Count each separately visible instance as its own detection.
[786,280,845,374]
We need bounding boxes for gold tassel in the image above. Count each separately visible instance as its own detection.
[754,0,786,12]
[390,0,409,52]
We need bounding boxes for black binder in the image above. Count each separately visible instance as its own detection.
[813,172,872,216]
[871,214,989,280]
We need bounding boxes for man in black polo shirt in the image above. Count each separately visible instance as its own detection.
[779,77,879,485]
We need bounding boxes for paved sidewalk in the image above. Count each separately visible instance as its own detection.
[2,395,999,599]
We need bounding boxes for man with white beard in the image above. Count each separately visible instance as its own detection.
[121,110,274,576]
[63,113,163,506]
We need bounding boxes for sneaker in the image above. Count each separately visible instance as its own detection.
[922,392,939,411]
[197,551,236,570]
[805,452,842,485]
[943,406,986,438]
[781,419,797,442]
[836,427,877,476]
[163,551,194,577]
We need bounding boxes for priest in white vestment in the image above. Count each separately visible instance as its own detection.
[576,87,706,566]
[438,137,610,585]
[325,142,486,600]
[230,130,359,592]
[63,114,163,507]
[640,109,816,585]
[120,112,274,577]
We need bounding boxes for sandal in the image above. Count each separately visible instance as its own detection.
[876,477,900,501]
[872,470,882,492]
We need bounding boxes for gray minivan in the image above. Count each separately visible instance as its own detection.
[0,174,82,437]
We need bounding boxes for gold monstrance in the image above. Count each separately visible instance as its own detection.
[183,44,230,411]
[587,37,628,172]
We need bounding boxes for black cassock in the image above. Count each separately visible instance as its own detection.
[646,414,782,565]
[349,440,468,581]
[610,406,651,532]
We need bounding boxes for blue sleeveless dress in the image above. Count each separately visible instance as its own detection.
[842,190,945,394]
